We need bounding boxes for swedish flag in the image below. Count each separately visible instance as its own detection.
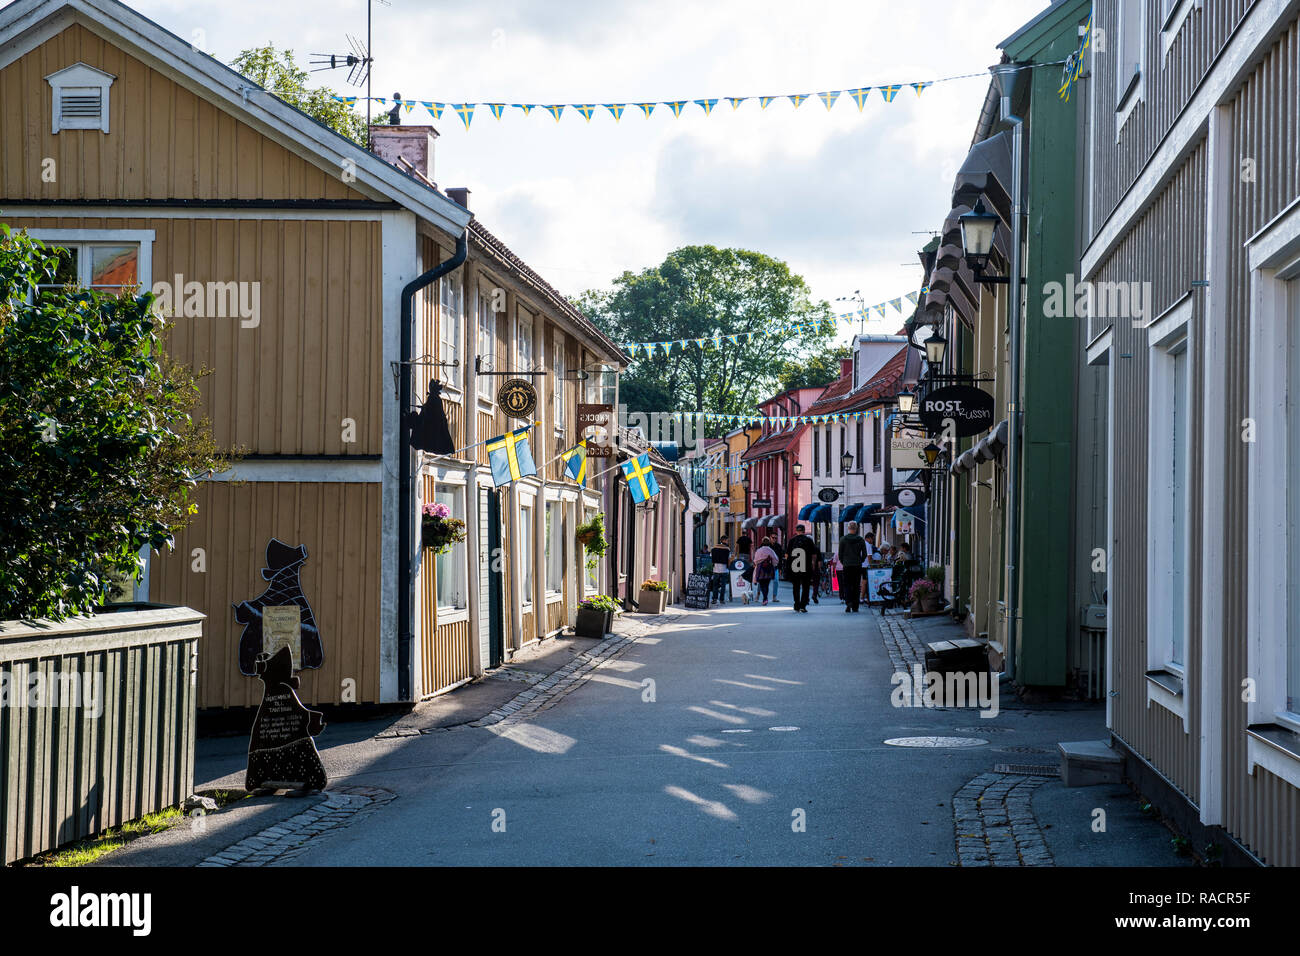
[621,453,660,504]
[848,88,871,110]
[605,103,626,121]
[453,103,475,128]
[545,104,565,121]
[665,100,687,117]
[880,85,901,102]
[561,440,587,486]
[487,103,507,119]
[818,91,840,110]
[576,104,597,121]
[487,427,537,487]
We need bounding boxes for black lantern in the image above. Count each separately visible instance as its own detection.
[922,442,941,467]
[792,461,802,477]
[714,478,723,493]
[840,451,854,473]
[924,330,947,368]
[897,391,916,415]
[959,199,999,268]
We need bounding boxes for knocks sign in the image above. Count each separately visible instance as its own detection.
[578,403,613,458]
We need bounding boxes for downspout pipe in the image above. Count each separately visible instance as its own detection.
[397,228,469,701]
[991,61,1025,684]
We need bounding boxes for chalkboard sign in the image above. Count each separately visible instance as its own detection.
[685,573,711,609]
[246,646,327,793]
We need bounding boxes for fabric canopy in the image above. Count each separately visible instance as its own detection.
[811,503,832,523]
[797,502,817,520]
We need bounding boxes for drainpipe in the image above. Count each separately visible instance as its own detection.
[398,229,469,701]
[992,61,1025,684]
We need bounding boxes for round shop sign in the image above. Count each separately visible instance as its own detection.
[498,378,537,420]
[817,488,840,503]
[897,488,921,508]
[918,385,995,438]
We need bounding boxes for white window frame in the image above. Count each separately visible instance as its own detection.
[439,273,463,387]
[1246,198,1300,787]
[544,498,563,597]
[1145,294,1193,731]
[25,229,154,297]
[432,481,468,616]
[517,309,534,373]
[1115,0,1146,139]
[553,335,566,432]
[476,286,496,401]
[518,495,536,609]
[1160,0,1199,60]
[45,62,114,133]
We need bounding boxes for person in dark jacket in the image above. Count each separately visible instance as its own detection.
[786,525,818,613]
[709,537,732,604]
[837,521,868,613]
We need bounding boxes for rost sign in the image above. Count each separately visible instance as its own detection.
[918,385,995,438]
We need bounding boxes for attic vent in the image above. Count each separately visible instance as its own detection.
[45,62,115,133]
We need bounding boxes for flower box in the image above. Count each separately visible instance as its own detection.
[638,588,668,614]
[575,605,614,638]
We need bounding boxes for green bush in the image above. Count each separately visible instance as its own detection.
[0,226,229,620]
[579,594,619,614]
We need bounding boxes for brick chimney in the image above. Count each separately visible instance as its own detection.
[445,187,471,210]
[840,358,853,378]
[369,125,437,183]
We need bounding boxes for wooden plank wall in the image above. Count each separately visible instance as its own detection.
[0,23,367,202]
[150,481,382,709]
[0,612,200,864]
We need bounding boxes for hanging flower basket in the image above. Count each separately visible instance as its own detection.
[421,503,467,554]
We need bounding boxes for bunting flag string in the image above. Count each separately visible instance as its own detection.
[337,70,988,128]
[620,286,929,358]
[1058,12,1092,102]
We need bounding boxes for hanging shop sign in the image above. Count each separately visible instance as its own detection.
[499,378,538,420]
[751,498,773,509]
[889,487,927,508]
[578,402,613,457]
[894,511,917,535]
[917,385,995,438]
[890,427,930,461]
[817,488,840,503]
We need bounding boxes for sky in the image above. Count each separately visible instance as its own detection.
[113,0,1045,348]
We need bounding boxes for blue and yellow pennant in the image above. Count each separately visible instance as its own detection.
[487,427,538,488]
[560,440,587,487]
[621,453,660,504]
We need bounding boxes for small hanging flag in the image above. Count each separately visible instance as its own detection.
[759,96,777,109]
[695,98,718,115]
[890,297,903,311]
[487,426,538,487]
[605,103,626,121]
[637,102,657,117]
[622,454,661,503]
[575,104,597,121]
[545,104,566,121]
[788,93,810,109]
[848,88,872,110]
[912,81,933,96]
[514,103,535,115]
[727,97,747,110]
[818,91,841,110]
[560,441,588,487]
[404,102,416,114]
[665,100,688,117]
[453,103,475,128]
[906,291,919,305]
[423,101,444,120]
[880,85,901,102]
[487,103,507,120]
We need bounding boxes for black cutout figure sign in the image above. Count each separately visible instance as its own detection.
[409,380,455,455]
[234,539,323,677]
[245,646,327,793]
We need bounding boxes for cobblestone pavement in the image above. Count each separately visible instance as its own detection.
[879,613,930,672]
[196,786,396,867]
[375,613,681,738]
[952,772,1055,867]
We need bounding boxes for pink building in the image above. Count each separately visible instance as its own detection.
[739,385,823,542]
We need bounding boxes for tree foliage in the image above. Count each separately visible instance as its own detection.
[579,245,834,416]
[777,344,852,393]
[230,45,369,145]
[0,226,230,620]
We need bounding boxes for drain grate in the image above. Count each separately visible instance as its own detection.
[956,726,1013,734]
[997,745,1053,755]
[994,763,1059,776]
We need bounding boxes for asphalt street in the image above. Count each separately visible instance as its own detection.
[191,597,1182,867]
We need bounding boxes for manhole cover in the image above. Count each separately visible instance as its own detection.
[998,746,1052,755]
[994,763,1058,776]
[883,736,989,748]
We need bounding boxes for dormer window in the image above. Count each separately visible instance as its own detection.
[46,62,115,133]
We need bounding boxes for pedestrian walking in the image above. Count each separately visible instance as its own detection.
[709,537,731,605]
[769,536,785,603]
[753,537,780,605]
[786,524,818,613]
[838,521,868,613]
[736,533,752,559]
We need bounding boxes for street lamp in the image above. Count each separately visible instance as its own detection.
[922,442,941,467]
[792,461,802,477]
[840,450,854,474]
[897,391,916,415]
[959,199,1007,286]
[924,329,947,368]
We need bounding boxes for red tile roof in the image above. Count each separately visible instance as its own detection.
[804,346,908,416]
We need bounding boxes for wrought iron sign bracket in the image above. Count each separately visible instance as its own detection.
[474,355,549,377]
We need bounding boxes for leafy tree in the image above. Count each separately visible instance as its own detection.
[777,345,851,393]
[579,245,833,416]
[230,45,369,145]
[0,226,230,620]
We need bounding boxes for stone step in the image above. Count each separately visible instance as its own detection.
[1058,739,1123,787]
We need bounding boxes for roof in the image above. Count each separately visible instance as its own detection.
[469,219,625,364]
[0,0,473,236]
[741,426,804,463]
[804,346,909,417]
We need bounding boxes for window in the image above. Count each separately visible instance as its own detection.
[839,426,847,473]
[853,352,859,389]
[477,289,495,399]
[46,62,114,133]
[873,415,882,471]
[439,274,463,385]
[1115,0,1145,110]
[813,429,821,476]
[519,502,535,605]
[856,419,864,472]
[434,487,467,611]
[545,500,563,594]
[1145,295,1192,722]
[35,241,141,301]
[583,507,599,593]
[517,310,534,372]
[553,337,566,426]
[824,426,831,474]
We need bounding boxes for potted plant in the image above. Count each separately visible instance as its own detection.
[638,578,670,614]
[575,513,608,570]
[576,594,619,638]
[421,502,467,554]
[908,576,943,614]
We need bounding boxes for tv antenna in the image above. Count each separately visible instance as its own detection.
[309,0,390,145]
